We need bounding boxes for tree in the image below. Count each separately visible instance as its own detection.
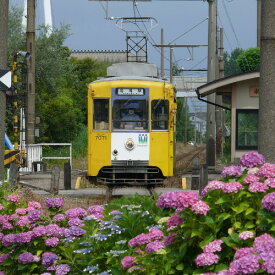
[236,47,260,72]
[224,48,243,77]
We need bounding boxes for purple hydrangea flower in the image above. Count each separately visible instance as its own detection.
[53,214,66,221]
[145,240,165,253]
[240,152,265,168]
[191,200,210,215]
[41,252,59,267]
[203,240,223,253]
[243,174,260,184]
[14,231,33,244]
[195,252,219,266]
[45,197,64,209]
[28,209,42,222]
[45,237,59,247]
[0,254,9,263]
[15,216,30,227]
[65,207,87,219]
[164,233,176,245]
[229,254,260,274]
[253,233,275,262]
[68,218,84,227]
[69,226,86,236]
[262,192,275,212]
[222,182,244,193]
[55,264,71,275]
[221,165,242,178]
[238,231,254,240]
[121,256,136,270]
[234,247,254,260]
[262,260,275,274]
[248,181,269,193]
[257,163,275,178]
[18,252,35,264]
[167,214,184,228]
[2,234,16,246]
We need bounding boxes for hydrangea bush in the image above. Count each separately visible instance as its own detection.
[0,152,274,274]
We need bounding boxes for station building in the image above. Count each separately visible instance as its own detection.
[196,71,260,163]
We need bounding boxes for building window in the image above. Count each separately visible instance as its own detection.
[236,109,258,149]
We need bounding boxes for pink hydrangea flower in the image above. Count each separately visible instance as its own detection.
[195,252,219,266]
[222,182,244,193]
[191,200,210,215]
[0,204,4,210]
[27,201,42,209]
[53,214,66,221]
[157,191,199,210]
[145,240,165,253]
[164,233,176,245]
[253,233,275,262]
[0,254,9,263]
[55,264,71,275]
[121,256,136,270]
[243,174,260,184]
[264,178,275,188]
[45,197,64,209]
[88,205,104,219]
[238,231,254,240]
[257,163,275,178]
[262,192,275,212]
[202,180,225,196]
[240,152,265,168]
[203,240,223,253]
[6,194,20,203]
[167,215,184,228]
[221,165,242,178]
[248,181,269,193]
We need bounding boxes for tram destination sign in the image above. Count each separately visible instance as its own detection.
[117,88,145,96]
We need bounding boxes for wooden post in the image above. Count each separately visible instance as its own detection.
[9,162,18,190]
[199,164,208,195]
[191,157,200,190]
[50,165,60,195]
[64,162,71,190]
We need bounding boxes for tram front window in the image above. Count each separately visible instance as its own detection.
[113,100,148,130]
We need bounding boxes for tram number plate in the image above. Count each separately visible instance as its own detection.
[95,135,107,141]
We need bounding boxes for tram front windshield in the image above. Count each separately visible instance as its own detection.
[112,99,148,131]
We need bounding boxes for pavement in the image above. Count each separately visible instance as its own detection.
[19,169,220,198]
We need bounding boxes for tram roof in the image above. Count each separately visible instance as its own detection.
[90,76,171,84]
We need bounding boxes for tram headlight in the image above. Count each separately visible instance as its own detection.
[112,149,118,156]
[125,138,135,150]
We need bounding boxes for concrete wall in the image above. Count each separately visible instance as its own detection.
[231,78,259,162]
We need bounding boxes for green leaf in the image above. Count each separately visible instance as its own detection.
[233,221,241,229]
[244,221,255,229]
[245,208,255,215]
[270,224,275,231]
[217,213,231,222]
[216,196,230,204]
[176,264,184,271]
[191,230,201,238]
[231,202,249,214]
[214,263,229,272]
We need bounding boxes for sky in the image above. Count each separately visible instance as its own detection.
[10,0,257,76]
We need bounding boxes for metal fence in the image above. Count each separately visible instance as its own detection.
[20,143,72,172]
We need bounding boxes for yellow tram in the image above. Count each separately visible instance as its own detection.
[87,63,176,185]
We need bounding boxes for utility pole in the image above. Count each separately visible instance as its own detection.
[258,0,275,162]
[160,28,164,78]
[0,0,9,181]
[206,0,217,167]
[216,27,224,159]
[26,0,36,144]
[257,0,261,47]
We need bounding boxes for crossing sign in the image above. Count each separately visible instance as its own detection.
[0,70,11,91]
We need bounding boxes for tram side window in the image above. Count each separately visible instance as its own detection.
[93,99,109,130]
[152,100,169,130]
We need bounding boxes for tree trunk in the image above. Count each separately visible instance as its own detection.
[258,0,275,162]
